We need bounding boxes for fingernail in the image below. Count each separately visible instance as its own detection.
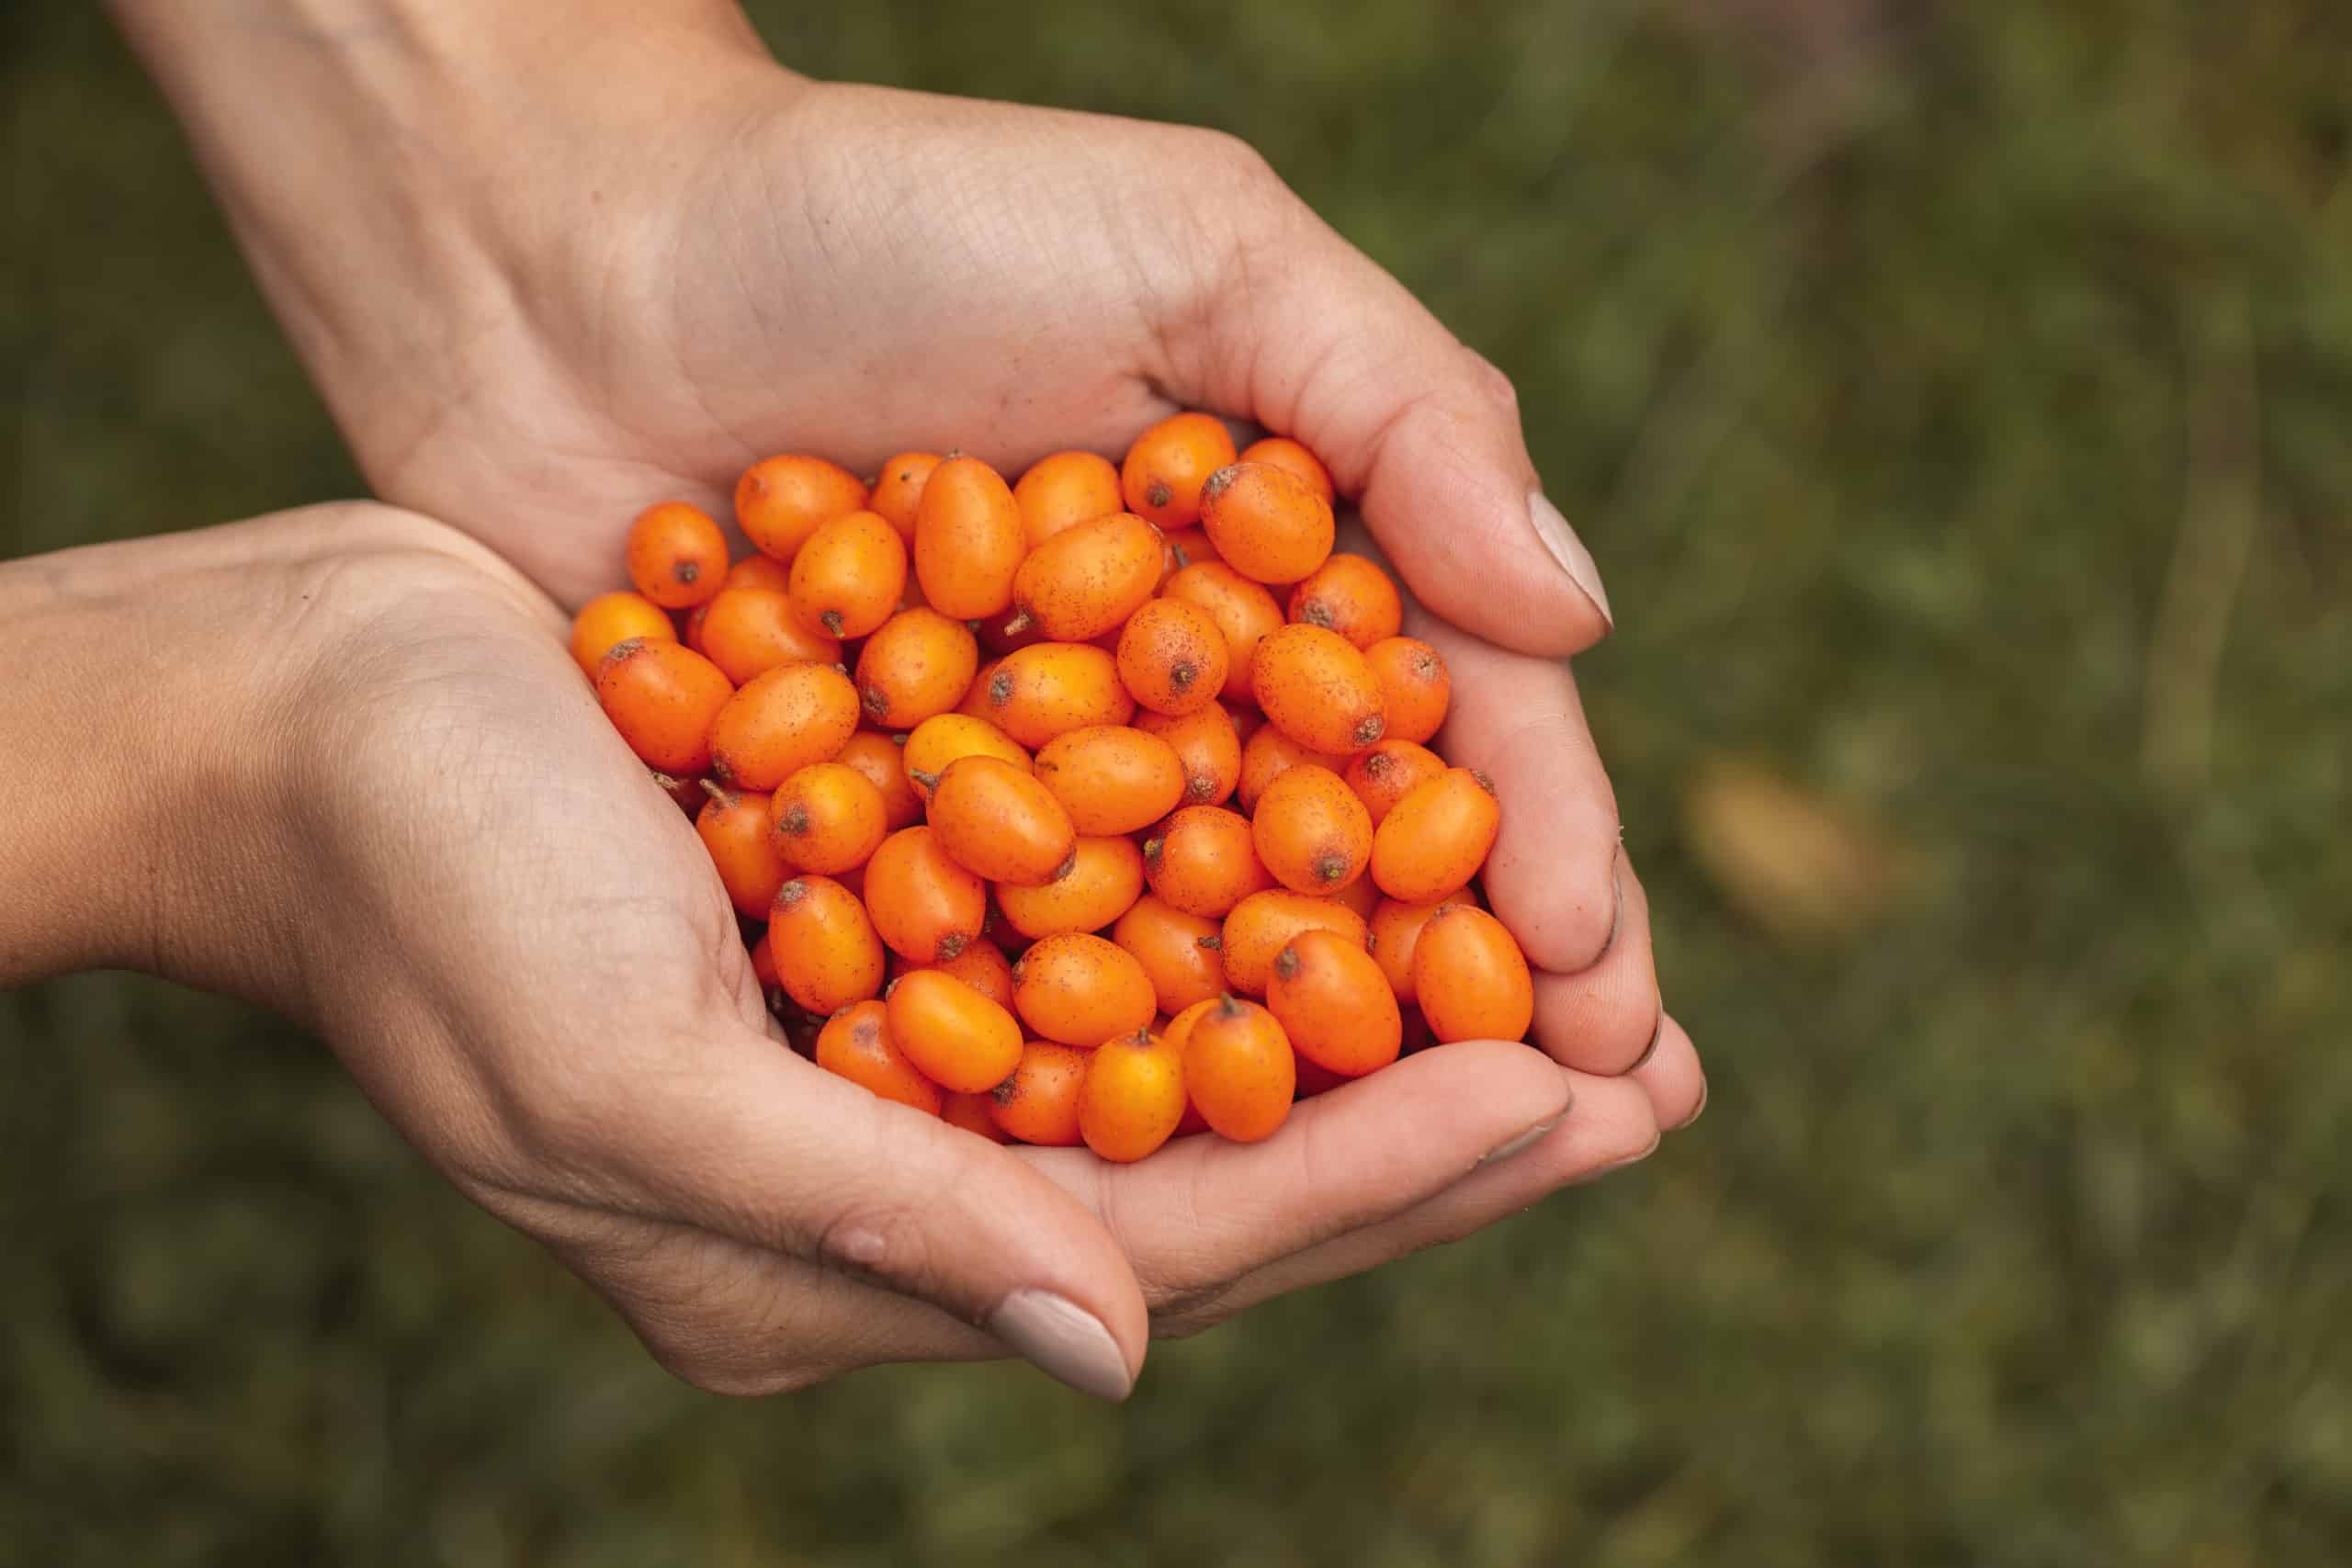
[1528,491,1611,628]
[989,1291,1134,1402]
[1624,1008,1665,1074]
[1568,1134,1662,1186]
[1573,844,1628,975]
[1478,1102,1570,1168]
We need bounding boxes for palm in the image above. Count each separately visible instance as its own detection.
[273,73,1700,1386]
[289,553,1656,1379]
[357,85,1211,608]
[298,559,766,1147]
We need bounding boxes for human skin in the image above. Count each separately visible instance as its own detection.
[1,508,1694,1400]
[86,0,1706,1395]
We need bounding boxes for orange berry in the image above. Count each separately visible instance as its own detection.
[1182,995,1296,1141]
[976,606,1057,660]
[1267,930,1401,1077]
[1121,412,1236,530]
[695,783,789,918]
[855,606,980,730]
[1371,767,1501,902]
[886,969,1023,1093]
[833,730,924,831]
[571,591,675,675]
[903,939,1018,1010]
[707,660,859,791]
[988,1041,1091,1145]
[625,501,729,609]
[1116,597,1230,716]
[1218,890,1370,997]
[1143,806,1276,919]
[788,509,907,639]
[750,929,784,993]
[1363,636,1451,745]
[1287,554,1402,649]
[1014,450,1124,547]
[901,713,1030,804]
[697,587,842,685]
[1292,1054,1350,1100]
[814,1000,941,1116]
[1033,725,1187,836]
[941,1089,1012,1142]
[1238,724,1351,814]
[1250,623,1386,755]
[980,900,1028,954]
[1001,511,1161,643]
[1158,526,1222,582]
[862,826,988,964]
[653,769,707,815]
[1112,894,1227,1016]
[737,455,869,563]
[1200,461,1334,585]
[956,659,1001,719]
[766,875,887,1015]
[1162,560,1283,706]
[595,637,734,776]
[722,554,793,594]
[1078,1027,1187,1162]
[1012,932,1157,1047]
[1368,887,1480,1005]
[868,451,943,539]
[1161,997,1216,1053]
[768,761,888,875]
[1238,435,1335,504]
[1343,739,1447,828]
[913,456,1025,619]
[1328,871,1382,923]
[1136,704,1244,807]
[995,835,1148,940]
[927,754,1078,886]
[1250,764,1373,896]
[1412,905,1534,1043]
[980,641,1136,750]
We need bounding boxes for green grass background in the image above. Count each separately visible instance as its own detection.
[6,1,2351,1562]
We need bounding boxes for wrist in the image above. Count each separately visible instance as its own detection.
[0,525,282,986]
[0,504,532,998]
[109,0,788,454]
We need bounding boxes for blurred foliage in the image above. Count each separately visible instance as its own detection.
[6,0,2352,1562]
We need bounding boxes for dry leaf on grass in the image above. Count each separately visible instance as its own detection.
[1681,759,1905,942]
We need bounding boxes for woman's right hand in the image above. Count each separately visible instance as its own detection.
[2,504,1675,1398]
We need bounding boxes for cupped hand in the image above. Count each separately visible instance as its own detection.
[144,504,1668,1398]
[233,29,1699,1122]
[116,5,1706,1389]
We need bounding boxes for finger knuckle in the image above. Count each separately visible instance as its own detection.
[811,1198,942,1300]
[1182,126,1279,188]
[1462,349,1521,413]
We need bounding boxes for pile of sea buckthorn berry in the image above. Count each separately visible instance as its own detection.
[571,414,1533,1163]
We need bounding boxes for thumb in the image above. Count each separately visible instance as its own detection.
[1199,205,1610,658]
[581,1029,1148,1400]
